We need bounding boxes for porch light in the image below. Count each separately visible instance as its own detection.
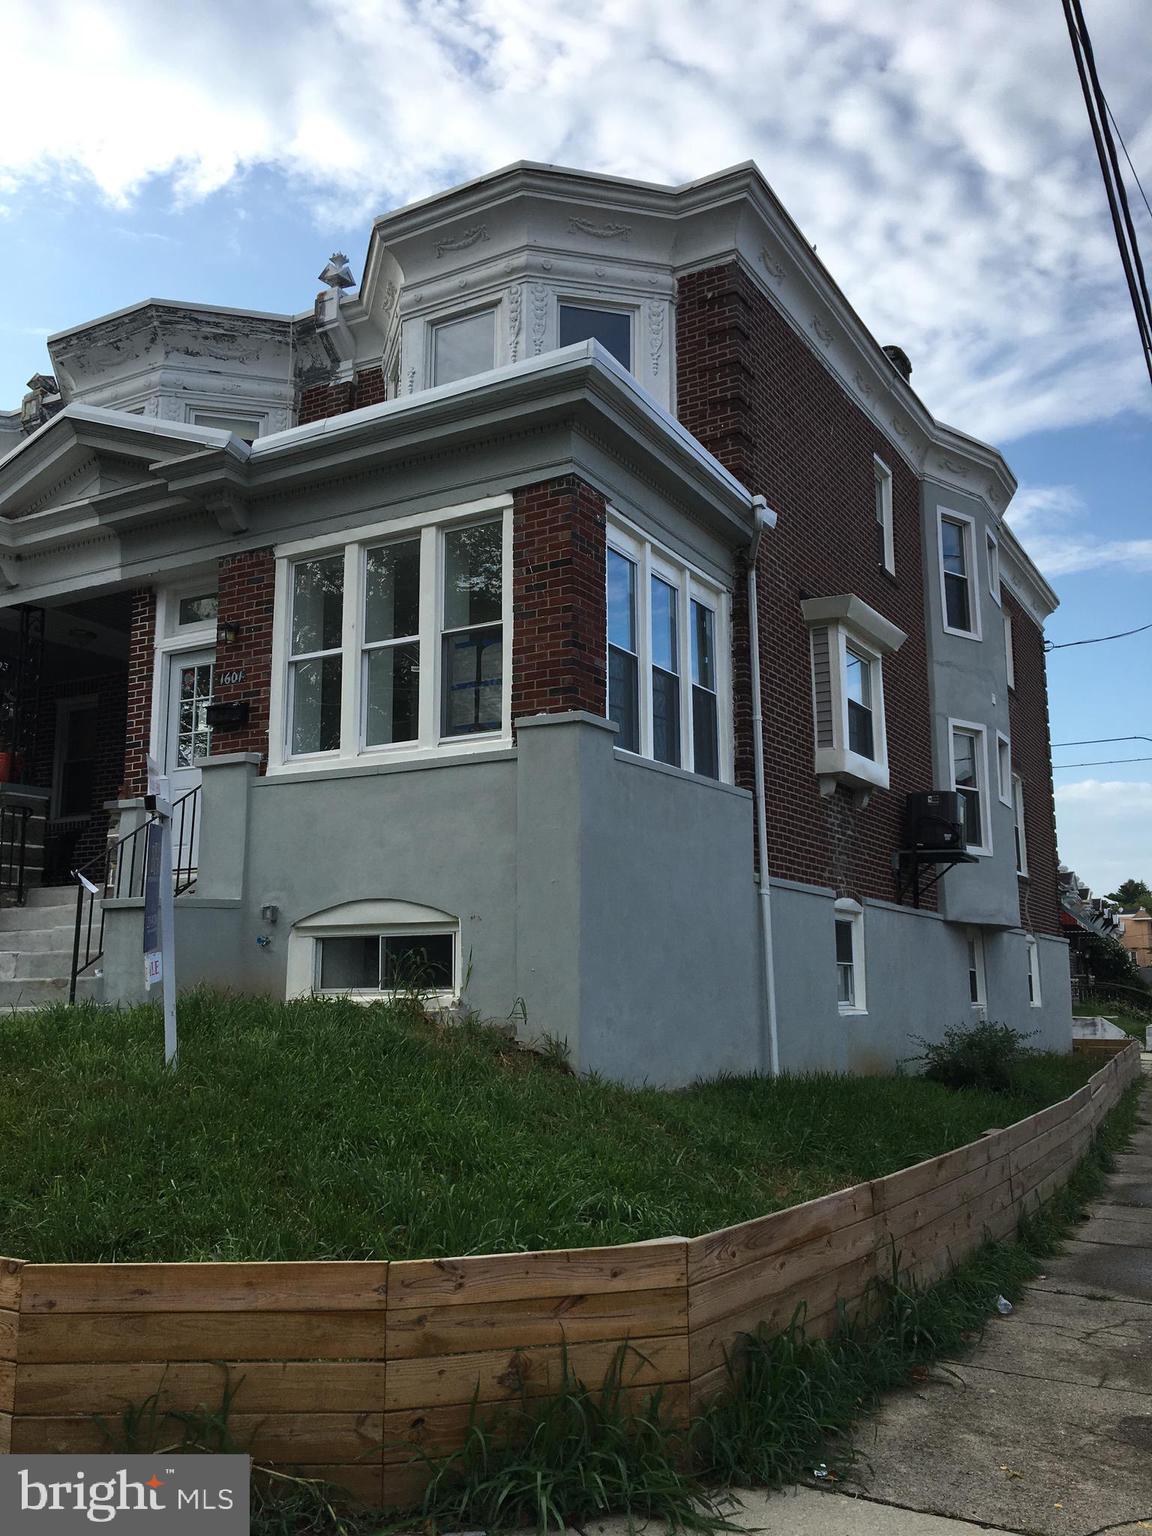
[217,620,241,646]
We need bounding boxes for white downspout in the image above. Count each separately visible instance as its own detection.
[748,495,780,1077]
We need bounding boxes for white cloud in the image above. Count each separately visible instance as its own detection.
[1054,779,1152,896]
[0,0,1149,441]
[1007,484,1152,576]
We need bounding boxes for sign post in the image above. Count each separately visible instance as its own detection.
[144,756,178,1067]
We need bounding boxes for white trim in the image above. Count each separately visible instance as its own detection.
[605,513,732,782]
[1003,610,1016,690]
[1026,935,1042,1007]
[269,501,513,775]
[937,507,982,641]
[1013,772,1029,876]
[996,731,1013,807]
[986,528,1002,606]
[285,898,460,1005]
[834,897,867,1016]
[799,593,906,655]
[948,718,992,856]
[873,455,895,576]
[966,927,987,1010]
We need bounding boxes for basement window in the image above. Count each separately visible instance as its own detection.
[317,931,455,996]
[834,898,866,1015]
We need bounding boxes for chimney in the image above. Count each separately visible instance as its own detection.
[882,345,912,381]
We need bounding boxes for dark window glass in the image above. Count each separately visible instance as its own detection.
[609,647,640,753]
[365,540,420,643]
[292,556,344,654]
[442,630,502,736]
[365,643,420,746]
[178,593,218,626]
[319,936,379,989]
[941,520,972,631]
[835,918,855,1006]
[382,933,454,990]
[291,656,342,754]
[652,669,680,766]
[443,523,502,630]
[844,648,874,760]
[558,305,631,368]
[692,687,719,778]
[953,730,982,846]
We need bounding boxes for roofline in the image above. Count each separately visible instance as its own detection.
[48,296,295,346]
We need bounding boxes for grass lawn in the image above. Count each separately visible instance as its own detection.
[0,993,1099,1264]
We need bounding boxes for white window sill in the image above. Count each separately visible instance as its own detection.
[814,745,889,793]
[269,736,511,777]
[314,988,459,1007]
[942,623,982,642]
[838,1005,868,1017]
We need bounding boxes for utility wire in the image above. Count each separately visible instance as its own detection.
[1046,619,1152,651]
[1052,756,1152,768]
[1105,98,1152,224]
[1052,735,1152,746]
[1063,0,1152,388]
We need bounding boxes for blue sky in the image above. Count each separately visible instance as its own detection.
[0,0,1148,896]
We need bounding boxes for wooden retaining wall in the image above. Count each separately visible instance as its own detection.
[0,1044,1141,1507]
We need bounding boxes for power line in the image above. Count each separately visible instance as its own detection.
[1046,620,1152,651]
[1105,98,1152,225]
[1052,756,1152,768]
[1052,735,1152,747]
[1063,0,1152,389]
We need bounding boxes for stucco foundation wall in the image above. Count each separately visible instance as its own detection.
[770,883,1073,1074]
[0,1045,1136,1507]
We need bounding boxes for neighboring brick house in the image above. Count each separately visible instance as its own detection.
[0,162,1070,1075]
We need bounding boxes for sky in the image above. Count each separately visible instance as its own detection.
[0,0,1148,896]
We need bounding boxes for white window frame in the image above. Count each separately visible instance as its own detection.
[268,496,513,775]
[874,455,895,575]
[286,899,459,1006]
[427,305,498,389]
[558,297,637,371]
[948,718,992,855]
[1013,773,1028,876]
[605,515,732,782]
[801,595,906,795]
[834,897,867,1016]
[1003,611,1015,689]
[986,529,1002,606]
[1026,936,1042,1007]
[189,408,265,441]
[937,508,982,640]
[996,731,1013,807]
[966,927,987,1011]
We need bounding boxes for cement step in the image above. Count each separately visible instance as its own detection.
[0,976,98,1007]
[0,950,78,981]
[0,904,85,931]
[22,886,83,911]
[0,926,78,954]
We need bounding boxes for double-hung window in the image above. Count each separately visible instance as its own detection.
[1013,774,1028,875]
[801,595,906,794]
[987,530,1001,605]
[277,501,510,768]
[939,511,980,638]
[1026,937,1042,1006]
[1003,611,1015,689]
[605,522,728,780]
[997,732,1012,808]
[950,721,991,854]
[966,928,987,1008]
[834,898,866,1014]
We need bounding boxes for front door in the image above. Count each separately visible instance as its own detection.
[163,649,214,871]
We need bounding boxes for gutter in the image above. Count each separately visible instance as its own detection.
[747,494,780,1076]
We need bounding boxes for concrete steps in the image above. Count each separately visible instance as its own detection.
[0,884,98,1007]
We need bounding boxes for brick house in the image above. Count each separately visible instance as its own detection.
[0,162,1069,1077]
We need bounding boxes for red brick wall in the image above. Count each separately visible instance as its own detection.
[511,477,607,722]
[676,262,934,904]
[120,588,156,798]
[210,548,276,769]
[1005,588,1061,936]
[297,367,386,425]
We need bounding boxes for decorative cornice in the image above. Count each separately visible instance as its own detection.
[647,301,665,377]
[507,284,522,363]
[434,225,489,258]
[760,248,785,286]
[530,285,548,356]
[567,216,631,240]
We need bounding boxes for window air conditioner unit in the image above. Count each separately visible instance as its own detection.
[905,791,966,854]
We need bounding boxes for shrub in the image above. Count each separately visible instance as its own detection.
[907,1021,1036,1095]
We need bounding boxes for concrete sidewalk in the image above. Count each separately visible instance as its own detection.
[593,1062,1152,1536]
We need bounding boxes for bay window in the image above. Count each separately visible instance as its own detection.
[801,594,906,794]
[275,500,510,769]
[605,522,729,780]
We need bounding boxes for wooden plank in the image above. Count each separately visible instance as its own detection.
[381,1457,434,1512]
[388,1243,686,1309]
[381,1380,691,1464]
[18,1310,387,1364]
[0,1259,24,1312]
[12,1412,383,1463]
[0,1358,14,1415]
[21,1262,389,1314]
[888,1174,1017,1277]
[870,1139,993,1218]
[688,1211,880,1332]
[14,1360,388,1416]
[385,1333,687,1412]
[387,1286,686,1360]
[0,1412,9,1454]
[688,1254,868,1381]
[0,1308,17,1363]
[686,1184,873,1285]
[880,1155,1011,1244]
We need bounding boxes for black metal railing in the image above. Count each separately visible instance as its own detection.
[68,786,201,1004]
[0,805,31,907]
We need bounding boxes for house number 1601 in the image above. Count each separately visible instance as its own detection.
[218,668,246,686]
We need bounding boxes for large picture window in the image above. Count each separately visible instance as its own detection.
[275,502,510,769]
[605,521,729,780]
